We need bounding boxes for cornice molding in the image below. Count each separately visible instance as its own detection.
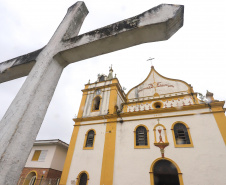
[73,101,225,123]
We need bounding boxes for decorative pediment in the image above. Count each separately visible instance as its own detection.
[127,67,192,101]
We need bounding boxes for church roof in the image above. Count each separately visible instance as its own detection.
[34,139,69,148]
[126,66,193,101]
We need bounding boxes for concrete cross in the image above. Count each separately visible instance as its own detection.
[0,2,184,184]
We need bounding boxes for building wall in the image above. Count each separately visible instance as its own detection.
[19,142,68,185]
[64,67,226,185]
[66,123,106,185]
[113,109,226,185]
[25,145,56,169]
[18,167,62,185]
[47,168,62,179]
[19,167,48,181]
[51,145,68,171]
[101,88,111,114]
[117,90,124,110]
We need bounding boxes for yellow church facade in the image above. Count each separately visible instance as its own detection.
[60,66,226,185]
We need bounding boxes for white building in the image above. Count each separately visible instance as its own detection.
[18,139,68,185]
[60,66,226,185]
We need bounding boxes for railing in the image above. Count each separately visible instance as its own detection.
[17,177,60,185]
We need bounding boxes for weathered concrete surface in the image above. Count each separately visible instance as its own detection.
[60,4,184,63]
[0,2,88,185]
[0,48,42,82]
[0,4,184,83]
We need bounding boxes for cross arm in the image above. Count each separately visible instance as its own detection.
[0,48,43,83]
[0,4,184,83]
[58,4,184,63]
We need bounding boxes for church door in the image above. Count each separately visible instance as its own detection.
[153,160,180,185]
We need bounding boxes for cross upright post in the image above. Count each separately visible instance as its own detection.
[0,2,88,184]
[0,2,184,184]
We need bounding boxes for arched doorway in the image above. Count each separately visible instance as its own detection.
[150,158,184,185]
[23,171,37,185]
[154,160,179,185]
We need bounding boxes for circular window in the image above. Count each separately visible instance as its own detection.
[153,102,163,109]
[155,104,161,108]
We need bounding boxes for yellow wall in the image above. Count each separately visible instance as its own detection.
[100,83,118,185]
[212,107,226,145]
[99,118,117,185]
[60,90,88,185]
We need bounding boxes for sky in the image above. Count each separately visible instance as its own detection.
[0,0,226,144]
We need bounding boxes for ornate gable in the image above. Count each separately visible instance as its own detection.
[126,67,192,102]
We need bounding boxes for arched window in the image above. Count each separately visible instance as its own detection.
[92,96,101,111]
[152,101,163,109]
[134,125,150,148]
[171,122,193,147]
[86,130,94,147]
[83,129,96,149]
[76,171,89,185]
[136,126,147,145]
[23,171,37,185]
[150,158,184,185]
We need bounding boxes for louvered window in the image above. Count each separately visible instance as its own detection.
[86,130,95,147]
[79,173,87,185]
[32,150,48,161]
[174,123,190,144]
[38,150,48,161]
[136,126,148,146]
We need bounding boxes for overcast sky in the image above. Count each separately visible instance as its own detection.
[0,0,225,144]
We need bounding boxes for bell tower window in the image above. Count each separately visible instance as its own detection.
[92,96,101,111]
[99,75,105,82]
